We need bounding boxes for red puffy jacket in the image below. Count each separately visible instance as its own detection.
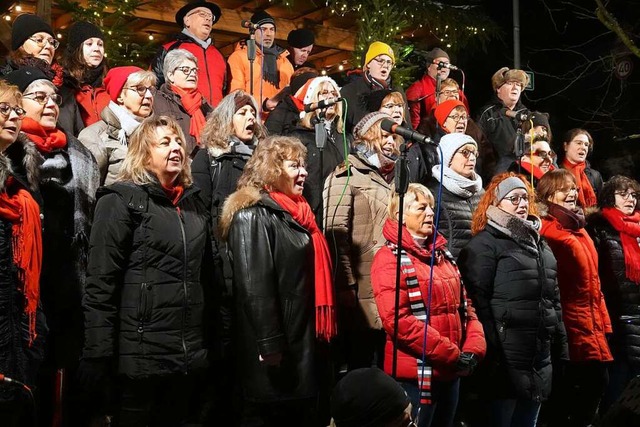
[371,218,486,382]
[405,74,470,129]
[541,213,613,362]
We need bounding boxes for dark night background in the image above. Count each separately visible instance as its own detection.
[458,0,640,180]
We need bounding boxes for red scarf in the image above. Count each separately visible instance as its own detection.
[20,117,67,153]
[161,183,184,206]
[601,207,640,284]
[562,159,597,208]
[0,177,42,345]
[171,85,206,146]
[268,191,337,341]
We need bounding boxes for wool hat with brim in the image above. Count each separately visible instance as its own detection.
[434,99,467,131]
[66,21,104,54]
[251,10,276,28]
[287,28,314,48]
[175,1,221,26]
[12,14,54,51]
[3,66,51,93]
[103,66,144,102]
[438,132,477,168]
[353,111,393,139]
[331,368,410,427]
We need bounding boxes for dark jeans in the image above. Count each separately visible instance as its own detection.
[114,374,198,427]
[401,378,460,427]
[490,398,541,427]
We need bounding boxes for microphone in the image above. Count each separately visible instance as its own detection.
[380,119,434,145]
[505,109,531,122]
[304,98,343,113]
[435,61,458,71]
[613,134,640,142]
[241,20,260,30]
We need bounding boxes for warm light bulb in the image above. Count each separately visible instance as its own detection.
[15,5,22,12]
[148,34,154,40]
[4,15,11,21]
[321,69,327,76]
[338,64,344,71]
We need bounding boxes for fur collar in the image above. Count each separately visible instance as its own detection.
[219,186,263,240]
[0,132,42,193]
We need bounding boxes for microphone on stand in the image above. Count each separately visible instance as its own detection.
[504,108,531,122]
[380,119,435,145]
[304,98,343,113]
[241,20,261,30]
[435,61,459,71]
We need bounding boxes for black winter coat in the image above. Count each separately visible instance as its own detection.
[83,181,214,379]
[265,95,301,136]
[0,135,47,402]
[427,178,484,259]
[589,212,640,364]
[458,218,567,402]
[223,187,316,402]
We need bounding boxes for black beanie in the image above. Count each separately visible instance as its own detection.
[66,21,104,54]
[289,71,318,96]
[287,28,314,48]
[12,14,54,51]
[530,111,550,129]
[3,66,51,92]
[331,368,410,427]
[251,10,275,28]
[366,89,394,112]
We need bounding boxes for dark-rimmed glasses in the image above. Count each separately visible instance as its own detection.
[447,114,468,123]
[457,148,478,159]
[372,57,394,68]
[533,149,556,160]
[174,66,199,76]
[22,92,62,106]
[126,86,157,97]
[615,191,638,200]
[28,36,59,49]
[503,194,529,205]
[0,103,26,118]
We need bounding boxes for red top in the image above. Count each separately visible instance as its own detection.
[405,74,470,129]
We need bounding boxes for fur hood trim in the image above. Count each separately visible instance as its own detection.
[0,132,41,193]
[219,186,262,240]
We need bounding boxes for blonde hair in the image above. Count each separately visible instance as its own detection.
[0,80,22,105]
[388,183,434,218]
[300,80,344,133]
[356,119,402,156]
[118,115,192,186]
[237,135,307,191]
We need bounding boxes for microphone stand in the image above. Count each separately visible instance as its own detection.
[314,111,328,227]
[391,140,410,378]
[246,27,257,98]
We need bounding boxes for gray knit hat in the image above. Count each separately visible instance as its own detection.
[353,111,393,139]
[438,133,477,167]
[495,176,527,202]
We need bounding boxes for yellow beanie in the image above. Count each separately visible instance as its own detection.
[364,41,395,67]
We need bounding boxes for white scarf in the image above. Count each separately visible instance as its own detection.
[108,101,143,146]
[432,164,483,199]
[182,29,211,49]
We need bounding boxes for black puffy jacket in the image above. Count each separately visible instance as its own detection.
[82,181,214,379]
[458,216,567,402]
[427,178,484,259]
[589,211,640,364]
[264,95,300,136]
[222,187,317,403]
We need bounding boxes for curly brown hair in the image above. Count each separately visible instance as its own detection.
[598,175,640,209]
[471,171,538,235]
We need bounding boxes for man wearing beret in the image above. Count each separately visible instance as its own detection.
[227,10,294,114]
[286,28,315,70]
[405,47,469,129]
[151,1,226,106]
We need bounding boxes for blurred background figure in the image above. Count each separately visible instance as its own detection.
[286,28,315,70]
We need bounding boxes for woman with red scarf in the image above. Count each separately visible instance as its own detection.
[80,116,215,425]
[153,49,212,158]
[220,135,335,425]
[4,67,99,425]
[560,128,603,208]
[587,175,640,415]
[537,169,612,427]
[0,79,47,426]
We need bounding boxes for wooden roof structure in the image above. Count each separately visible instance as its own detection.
[0,0,366,71]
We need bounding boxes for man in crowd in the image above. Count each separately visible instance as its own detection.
[287,28,315,70]
[152,1,226,106]
[406,47,469,129]
[227,10,294,114]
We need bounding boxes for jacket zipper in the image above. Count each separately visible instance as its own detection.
[177,206,189,373]
[533,241,547,403]
[137,282,148,343]
[203,46,213,103]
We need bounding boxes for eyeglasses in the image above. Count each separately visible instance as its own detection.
[439,89,459,97]
[381,103,404,110]
[570,139,590,148]
[456,148,478,159]
[28,36,60,50]
[174,66,199,76]
[447,114,468,123]
[503,80,524,89]
[319,90,339,97]
[0,102,26,118]
[372,57,394,68]
[186,11,213,21]
[22,92,62,106]
[533,149,556,159]
[503,194,529,205]
[615,192,638,200]
[126,86,157,97]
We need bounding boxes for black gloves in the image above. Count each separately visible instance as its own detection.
[456,352,478,377]
[76,358,111,391]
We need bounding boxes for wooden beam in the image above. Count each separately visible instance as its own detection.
[0,20,12,51]
[312,50,353,69]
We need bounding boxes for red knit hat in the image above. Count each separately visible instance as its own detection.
[104,66,144,102]
[434,99,467,132]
